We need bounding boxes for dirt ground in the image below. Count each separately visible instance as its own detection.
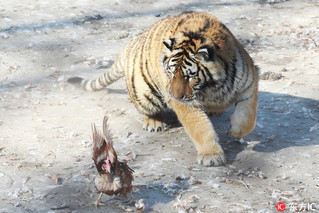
[1,0,319,212]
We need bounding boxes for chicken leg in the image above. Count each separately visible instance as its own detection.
[90,192,106,207]
[123,192,135,204]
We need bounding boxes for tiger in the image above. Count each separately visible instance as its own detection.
[68,12,259,167]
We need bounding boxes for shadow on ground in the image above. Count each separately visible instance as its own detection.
[211,91,319,163]
[32,176,189,213]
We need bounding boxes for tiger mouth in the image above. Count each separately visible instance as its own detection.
[169,91,196,103]
[182,95,196,102]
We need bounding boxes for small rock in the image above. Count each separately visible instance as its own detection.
[57,75,65,82]
[258,171,267,179]
[188,176,202,185]
[135,199,145,212]
[175,175,188,181]
[51,205,69,210]
[211,183,221,188]
[161,158,177,162]
[8,188,21,198]
[69,132,78,138]
[88,163,95,169]
[256,122,264,128]
[22,176,30,184]
[239,138,245,144]
[24,82,34,90]
[52,174,63,185]
[187,195,199,203]
[267,135,277,142]
[79,140,91,147]
[309,123,319,132]
[260,71,283,81]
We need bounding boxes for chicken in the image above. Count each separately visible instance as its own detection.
[91,116,134,207]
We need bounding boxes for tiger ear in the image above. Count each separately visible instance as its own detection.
[163,38,175,51]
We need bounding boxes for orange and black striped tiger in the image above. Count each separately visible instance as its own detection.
[68,12,259,167]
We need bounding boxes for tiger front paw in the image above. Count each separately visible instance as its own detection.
[230,119,255,138]
[197,147,226,167]
[142,116,167,132]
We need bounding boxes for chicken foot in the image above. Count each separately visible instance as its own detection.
[123,192,135,204]
[89,192,106,207]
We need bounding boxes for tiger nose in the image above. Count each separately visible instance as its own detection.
[170,77,193,100]
[171,84,185,99]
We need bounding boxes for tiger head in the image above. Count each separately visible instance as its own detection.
[162,34,227,103]
[163,32,232,102]
[161,13,236,103]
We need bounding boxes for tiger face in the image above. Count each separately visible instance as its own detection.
[162,34,226,103]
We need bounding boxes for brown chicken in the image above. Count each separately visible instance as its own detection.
[91,116,134,206]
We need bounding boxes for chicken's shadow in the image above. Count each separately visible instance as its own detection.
[132,179,190,212]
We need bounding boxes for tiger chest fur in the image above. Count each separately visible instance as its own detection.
[68,12,259,167]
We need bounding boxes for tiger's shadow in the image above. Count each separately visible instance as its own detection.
[209,91,319,163]
[158,91,318,163]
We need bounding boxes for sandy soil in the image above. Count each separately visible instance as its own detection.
[1,0,319,212]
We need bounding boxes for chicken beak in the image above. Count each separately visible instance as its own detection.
[106,167,111,173]
[109,163,114,175]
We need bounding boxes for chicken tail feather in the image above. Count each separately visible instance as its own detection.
[91,116,117,174]
[102,116,117,164]
[92,124,108,174]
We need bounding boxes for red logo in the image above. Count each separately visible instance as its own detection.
[276,202,286,211]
